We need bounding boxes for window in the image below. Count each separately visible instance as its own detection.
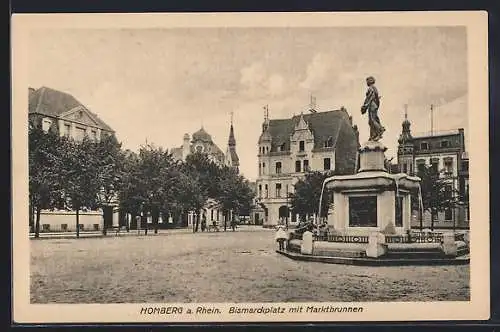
[64,123,71,137]
[444,158,453,175]
[402,164,407,174]
[303,160,309,172]
[324,158,331,170]
[75,127,86,141]
[349,196,377,227]
[93,224,100,231]
[258,163,261,176]
[324,137,333,148]
[258,184,262,198]
[276,162,282,174]
[462,160,469,172]
[276,183,282,198]
[395,196,403,227]
[279,143,286,151]
[42,118,52,132]
[265,184,268,198]
[420,142,429,150]
[91,129,98,140]
[441,140,450,148]
[445,208,453,221]
[262,163,266,174]
[299,141,305,152]
[285,184,289,198]
[79,224,85,231]
[42,224,50,232]
[416,159,426,173]
[295,160,301,172]
[61,224,68,231]
[430,158,439,173]
[211,210,214,221]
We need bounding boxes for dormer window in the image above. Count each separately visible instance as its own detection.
[280,143,286,151]
[299,141,305,152]
[324,137,333,148]
[42,118,52,132]
[420,142,429,150]
[440,140,450,148]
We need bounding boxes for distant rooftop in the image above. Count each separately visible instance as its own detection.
[412,129,463,138]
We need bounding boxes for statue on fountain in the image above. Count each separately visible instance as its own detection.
[361,76,386,141]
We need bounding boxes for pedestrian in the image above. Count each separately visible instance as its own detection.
[201,213,207,232]
[275,225,288,251]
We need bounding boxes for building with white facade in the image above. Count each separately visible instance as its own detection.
[256,106,360,227]
[397,110,469,228]
[29,87,114,141]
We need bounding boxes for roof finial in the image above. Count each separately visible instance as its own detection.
[309,94,317,113]
[230,111,234,126]
[404,104,408,120]
[263,104,269,121]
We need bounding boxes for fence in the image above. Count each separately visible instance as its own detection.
[385,233,444,244]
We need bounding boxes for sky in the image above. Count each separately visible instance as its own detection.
[28,26,468,181]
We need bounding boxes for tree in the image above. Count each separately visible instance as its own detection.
[60,136,101,238]
[289,170,336,222]
[28,127,65,238]
[417,164,461,231]
[216,166,255,230]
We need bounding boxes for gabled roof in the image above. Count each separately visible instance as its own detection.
[29,86,114,132]
[266,109,350,151]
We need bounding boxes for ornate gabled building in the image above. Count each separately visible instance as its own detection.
[255,106,360,226]
[171,120,240,228]
[171,121,240,172]
[396,105,469,228]
[29,87,114,141]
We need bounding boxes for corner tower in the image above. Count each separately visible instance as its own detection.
[397,104,415,175]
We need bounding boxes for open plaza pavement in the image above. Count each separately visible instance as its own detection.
[30,226,470,303]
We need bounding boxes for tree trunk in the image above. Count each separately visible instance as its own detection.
[76,208,80,238]
[152,208,159,234]
[29,202,34,233]
[430,210,435,231]
[195,212,200,232]
[35,206,41,238]
[224,211,227,231]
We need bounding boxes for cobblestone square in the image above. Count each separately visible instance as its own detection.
[30,227,470,303]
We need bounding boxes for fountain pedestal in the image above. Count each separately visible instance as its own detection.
[325,141,421,235]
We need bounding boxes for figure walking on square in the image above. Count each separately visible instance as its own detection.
[361,76,385,141]
[275,225,289,251]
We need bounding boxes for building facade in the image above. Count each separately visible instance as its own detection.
[171,123,240,170]
[256,107,360,227]
[397,112,469,228]
[28,87,117,233]
[29,87,115,140]
[171,121,240,228]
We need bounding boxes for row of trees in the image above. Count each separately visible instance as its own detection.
[288,166,467,230]
[29,127,255,238]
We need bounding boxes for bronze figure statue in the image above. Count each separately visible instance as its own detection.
[361,76,385,141]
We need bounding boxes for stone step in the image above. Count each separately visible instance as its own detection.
[384,250,447,259]
[313,249,367,258]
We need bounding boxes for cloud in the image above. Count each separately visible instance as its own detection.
[299,53,336,91]
[267,74,285,96]
[239,63,289,100]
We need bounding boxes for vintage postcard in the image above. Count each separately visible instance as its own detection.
[11,11,489,323]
